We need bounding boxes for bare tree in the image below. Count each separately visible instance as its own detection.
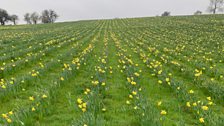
[10,15,19,25]
[49,10,59,23]
[24,13,32,24]
[161,11,171,16]
[41,9,58,23]
[30,12,39,24]
[0,8,10,25]
[208,0,224,14]
[194,10,203,15]
[41,10,50,23]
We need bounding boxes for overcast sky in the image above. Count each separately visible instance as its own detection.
[1,0,210,24]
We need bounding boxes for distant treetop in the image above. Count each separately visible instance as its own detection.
[0,8,19,25]
[161,11,171,17]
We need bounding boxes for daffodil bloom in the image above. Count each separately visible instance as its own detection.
[195,73,200,77]
[208,101,213,105]
[32,73,37,77]
[157,101,162,106]
[82,108,86,112]
[132,91,137,95]
[7,118,12,123]
[188,90,194,94]
[207,97,211,101]
[42,94,47,98]
[158,80,162,84]
[102,108,106,111]
[101,59,106,64]
[77,98,83,104]
[86,88,91,92]
[8,111,13,115]
[131,81,136,85]
[2,114,8,118]
[78,105,82,108]
[82,102,87,108]
[92,81,99,85]
[195,70,202,77]
[101,82,106,86]
[160,110,167,115]
[60,77,64,81]
[199,117,204,123]
[158,70,162,75]
[126,100,131,104]
[193,102,197,106]
[134,72,140,77]
[29,96,34,101]
[32,107,36,111]
[201,106,208,111]
[129,95,133,99]
[2,85,6,89]
[186,102,191,107]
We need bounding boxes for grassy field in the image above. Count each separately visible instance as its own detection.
[0,15,224,126]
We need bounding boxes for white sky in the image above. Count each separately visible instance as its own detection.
[1,0,211,24]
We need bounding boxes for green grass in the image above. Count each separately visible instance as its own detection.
[0,15,224,126]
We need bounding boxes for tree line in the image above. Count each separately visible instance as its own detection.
[24,10,58,24]
[0,9,18,25]
[0,0,223,25]
[0,9,58,25]
[161,0,224,17]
